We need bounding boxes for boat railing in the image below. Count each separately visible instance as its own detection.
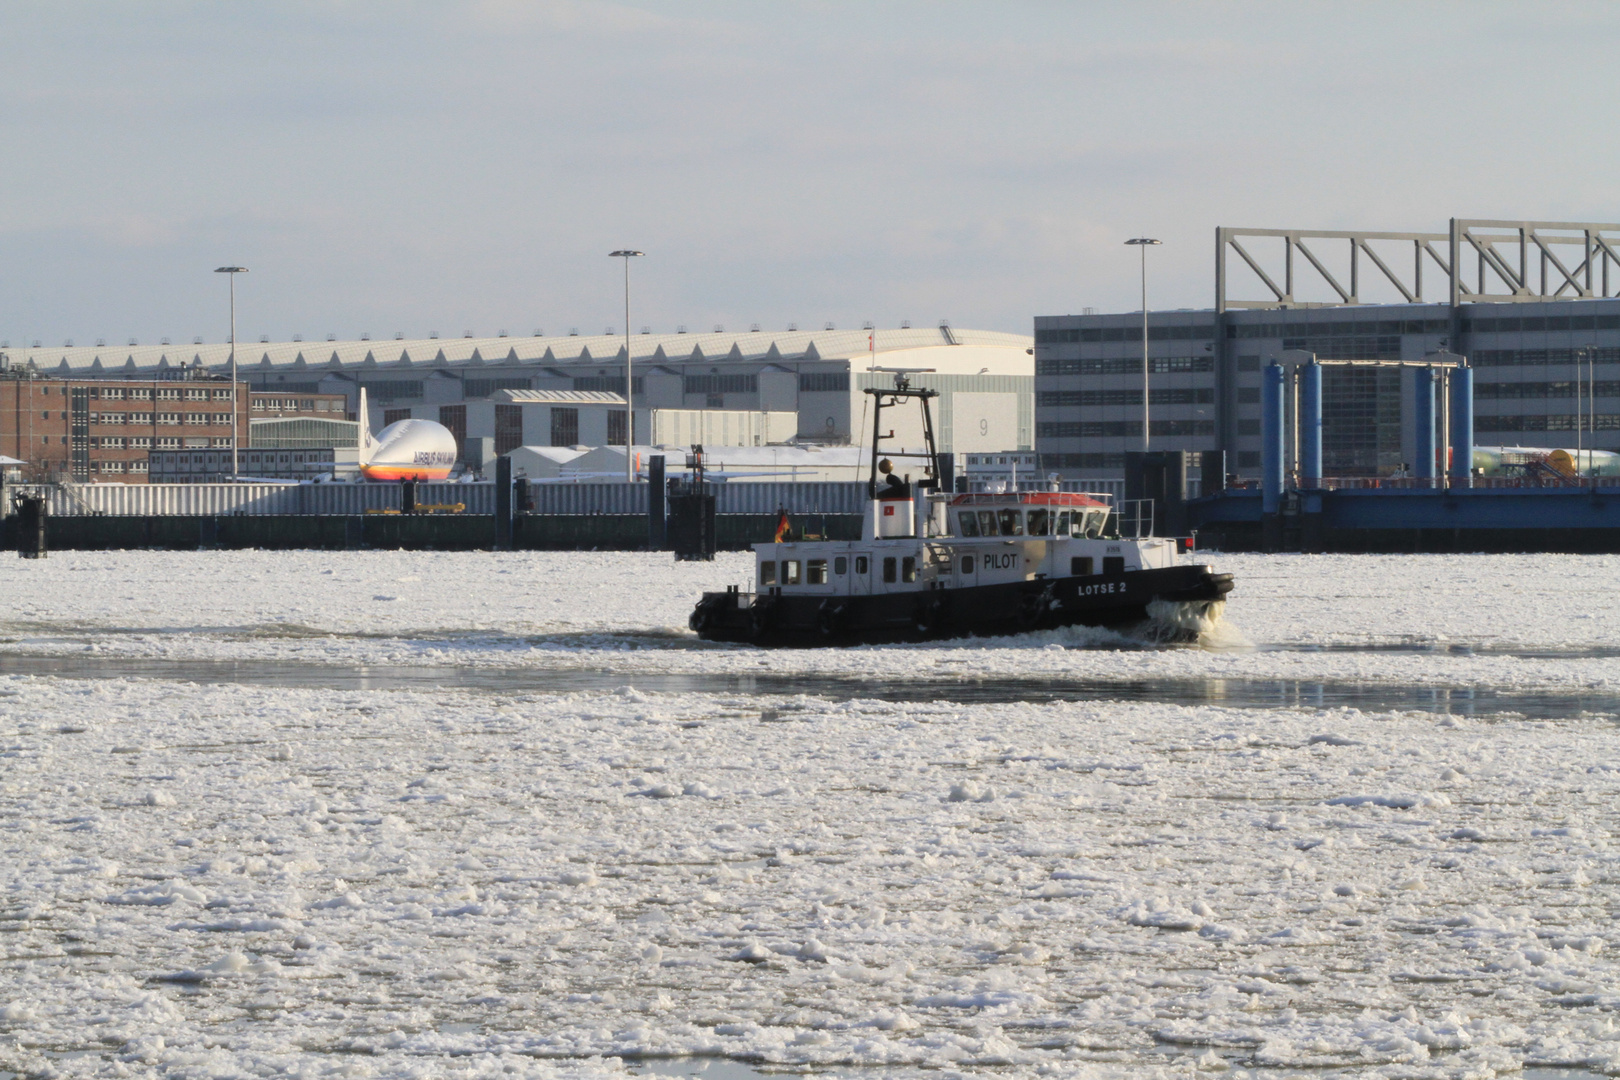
[1116,498,1154,539]
[1306,475,1617,490]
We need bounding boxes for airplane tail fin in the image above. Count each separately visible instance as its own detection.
[357,386,374,465]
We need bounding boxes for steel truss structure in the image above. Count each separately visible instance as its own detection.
[1216,219,1620,312]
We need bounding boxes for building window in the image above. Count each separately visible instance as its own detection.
[1237,451,1260,468]
[466,377,534,398]
[495,404,524,456]
[799,372,850,392]
[607,409,634,446]
[1237,419,1261,436]
[683,373,758,395]
[1038,356,1216,377]
[550,407,579,446]
[157,412,180,425]
[130,436,151,449]
[1038,388,1214,408]
[212,389,234,400]
[383,408,412,427]
[1238,355,1261,372]
[129,460,148,472]
[438,404,466,462]
[362,381,425,402]
[1237,387,1260,404]
[1322,366,1402,476]
[184,413,208,424]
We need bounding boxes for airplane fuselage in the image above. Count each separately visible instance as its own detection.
[359,418,458,481]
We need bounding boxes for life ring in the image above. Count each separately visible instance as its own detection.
[816,599,847,638]
[914,595,948,636]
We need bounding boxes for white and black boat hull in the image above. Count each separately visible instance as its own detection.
[690,564,1234,647]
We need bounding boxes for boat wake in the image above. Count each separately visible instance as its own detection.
[1137,598,1249,649]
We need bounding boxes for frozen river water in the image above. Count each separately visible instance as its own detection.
[0,551,1618,1079]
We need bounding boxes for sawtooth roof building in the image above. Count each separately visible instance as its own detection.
[0,325,1034,461]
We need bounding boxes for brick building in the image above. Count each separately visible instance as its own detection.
[0,375,347,483]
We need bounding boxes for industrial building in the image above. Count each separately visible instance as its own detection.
[1,324,1033,468]
[1036,219,1620,487]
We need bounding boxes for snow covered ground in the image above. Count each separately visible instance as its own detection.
[0,551,1618,1078]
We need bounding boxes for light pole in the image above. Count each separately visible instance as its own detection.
[1124,238,1161,451]
[609,250,645,482]
[214,266,248,478]
[1578,345,1595,476]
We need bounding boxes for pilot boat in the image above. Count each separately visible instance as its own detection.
[689,375,1233,646]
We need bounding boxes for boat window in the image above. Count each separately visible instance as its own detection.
[957,511,980,537]
[1071,556,1094,576]
[806,559,828,585]
[855,555,869,575]
[977,510,998,536]
[902,556,917,582]
[1055,510,1075,536]
[1027,509,1050,536]
[882,556,897,583]
[833,556,847,575]
[961,555,974,574]
[998,509,1024,536]
[759,561,777,586]
[784,559,802,585]
[1085,509,1107,537]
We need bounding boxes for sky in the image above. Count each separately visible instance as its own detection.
[2,1,1618,347]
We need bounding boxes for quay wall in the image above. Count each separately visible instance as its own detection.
[2,512,865,553]
[1191,486,1620,553]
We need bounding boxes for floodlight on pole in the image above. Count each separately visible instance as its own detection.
[214,266,248,478]
[608,250,645,482]
[1124,239,1161,451]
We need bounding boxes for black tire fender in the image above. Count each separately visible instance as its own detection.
[748,596,776,639]
[816,599,847,637]
[689,596,723,633]
[1017,583,1056,629]
[914,594,948,636]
